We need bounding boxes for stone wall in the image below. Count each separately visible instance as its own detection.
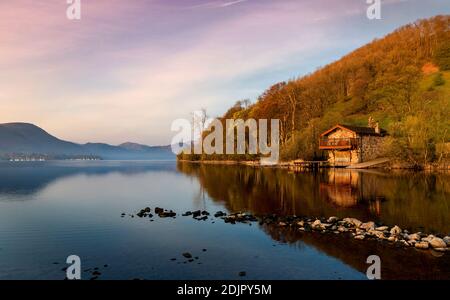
[359,136,385,162]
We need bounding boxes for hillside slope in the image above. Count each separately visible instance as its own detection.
[0,123,83,154]
[0,123,175,160]
[183,15,450,166]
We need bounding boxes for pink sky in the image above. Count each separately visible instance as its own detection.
[0,0,449,145]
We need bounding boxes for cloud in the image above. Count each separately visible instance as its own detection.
[0,0,448,145]
[219,0,248,8]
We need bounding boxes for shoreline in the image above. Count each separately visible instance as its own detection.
[177,159,450,171]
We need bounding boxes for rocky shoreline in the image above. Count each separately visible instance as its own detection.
[124,207,450,253]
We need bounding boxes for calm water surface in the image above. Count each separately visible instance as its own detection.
[0,161,448,280]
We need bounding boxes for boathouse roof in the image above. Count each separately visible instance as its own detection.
[320,124,387,137]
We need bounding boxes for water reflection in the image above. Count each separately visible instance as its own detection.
[0,161,447,279]
[178,162,450,279]
[0,161,177,201]
[177,162,450,234]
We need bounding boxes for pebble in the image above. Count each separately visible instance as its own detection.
[375,226,389,231]
[415,241,429,249]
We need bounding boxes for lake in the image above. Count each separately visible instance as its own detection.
[0,161,448,280]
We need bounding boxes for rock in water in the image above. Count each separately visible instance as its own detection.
[375,226,388,231]
[360,222,375,231]
[343,218,362,228]
[354,235,365,240]
[312,220,322,230]
[390,225,402,236]
[443,236,450,246]
[368,230,385,239]
[327,216,338,223]
[182,253,192,259]
[429,237,447,249]
[415,241,429,249]
[408,233,421,241]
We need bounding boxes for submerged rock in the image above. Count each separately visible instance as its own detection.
[159,210,176,218]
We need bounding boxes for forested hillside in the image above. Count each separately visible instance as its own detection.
[181,15,450,167]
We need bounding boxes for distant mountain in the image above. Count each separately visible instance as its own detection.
[0,123,175,160]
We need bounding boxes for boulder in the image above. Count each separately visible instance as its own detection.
[429,237,447,249]
[327,216,339,223]
[312,220,322,230]
[387,236,396,242]
[390,225,402,236]
[338,226,347,233]
[422,235,435,243]
[360,222,375,231]
[443,236,450,246]
[343,218,362,228]
[408,233,421,241]
[368,230,385,239]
